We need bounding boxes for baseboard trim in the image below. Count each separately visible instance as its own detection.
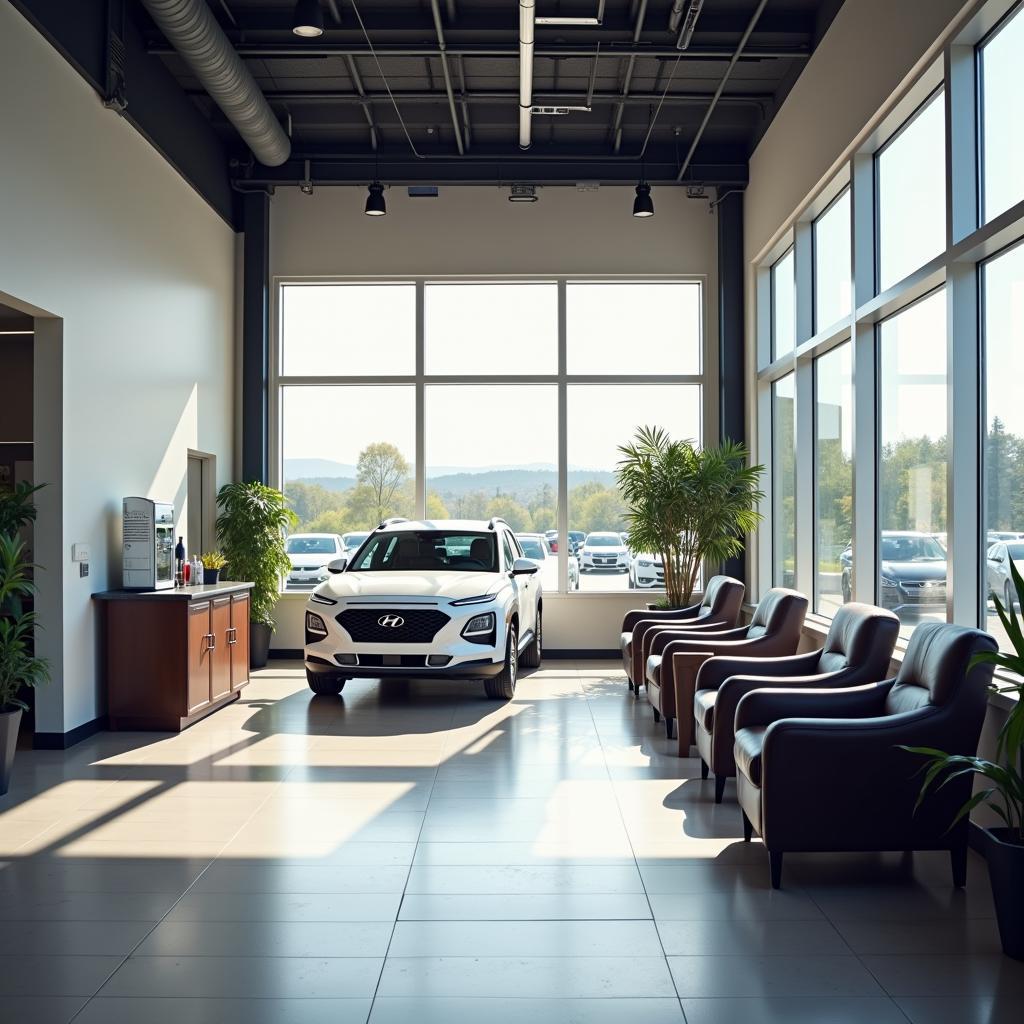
[268,648,620,662]
[34,715,107,750]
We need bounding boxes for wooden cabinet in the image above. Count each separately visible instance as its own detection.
[96,582,254,732]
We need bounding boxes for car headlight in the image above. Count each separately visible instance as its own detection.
[637,559,652,568]
[310,593,336,606]
[462,612,496,637]
[305,611,328,635]
[452,593,496,606]
[880,575,899,588]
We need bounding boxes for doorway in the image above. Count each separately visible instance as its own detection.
[187,450,216,560]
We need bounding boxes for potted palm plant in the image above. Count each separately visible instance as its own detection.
[216,481,297,668]
[903,559,1024,960]
[0,481,49,795]
[617,427,764,609]
[200,551,227,585]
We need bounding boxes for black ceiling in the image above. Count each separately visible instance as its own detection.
[142,0,844,188]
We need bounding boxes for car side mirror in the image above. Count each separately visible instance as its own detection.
[327,557,347,575]
[511,558,540,576]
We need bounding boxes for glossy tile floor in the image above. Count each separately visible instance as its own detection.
[0,660,1020,1023]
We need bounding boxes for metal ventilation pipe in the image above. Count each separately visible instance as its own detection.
[140,0,291,166]
[519,0,535,150]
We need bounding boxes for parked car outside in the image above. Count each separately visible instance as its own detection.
[987,540,1024,611]
[840,530,946,609]
[568,531,586,555]
[628,550,664,589]
[544,529,559,553]
[580,532,630,573]
[341,531,371,558]
[516,533,579,591]
[285,533,346,587]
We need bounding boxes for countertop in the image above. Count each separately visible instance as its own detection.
[93,581,255,602]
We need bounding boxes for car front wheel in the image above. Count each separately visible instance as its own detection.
[1007,580,1017,612]
[484,625,518,700]
[306,669,347,695]
[521,611,542,668]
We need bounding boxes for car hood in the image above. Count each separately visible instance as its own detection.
[584,546,627,555]
[881,560,947,582]
[316,571,502,603]
[289,553,332,567]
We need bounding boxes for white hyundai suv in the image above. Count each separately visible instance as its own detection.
[303,519,542,700]
[579,532,630,574]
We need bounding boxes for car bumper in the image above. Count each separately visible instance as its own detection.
[305,654,505,679]
[288,570,329,585]
[633,572,664,588]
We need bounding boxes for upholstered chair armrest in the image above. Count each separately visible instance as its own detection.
[734,681,893,732]
[623,603,700,633]
[648,625,748,658]
[665,650,717,755]
[695,651,823,694]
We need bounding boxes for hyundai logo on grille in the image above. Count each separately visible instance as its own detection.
[378,614,405,629]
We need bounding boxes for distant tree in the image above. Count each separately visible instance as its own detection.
[426,491,450,520]
[449,490,490,520]
[485,495,533,531]
[304,509,351,534]
[285,481,341,528]
[576,487,626,532]
[356,442,411,523]
[530,506,556,532]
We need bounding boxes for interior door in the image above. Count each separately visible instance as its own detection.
[187,601,212,714]
[229,592,250,691]
[210,597,232,701]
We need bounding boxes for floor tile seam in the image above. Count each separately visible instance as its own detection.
[66,760,291,1024]
[578,667,687,1021]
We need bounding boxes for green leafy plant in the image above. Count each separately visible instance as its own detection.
[200,551,227,570]
[0,534,48,712]
[616,427,765,608]
[216,481,297,628]
[903,558,1024,845]
[0,481,43,537]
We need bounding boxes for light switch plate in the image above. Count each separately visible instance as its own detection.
[72,543,90,563]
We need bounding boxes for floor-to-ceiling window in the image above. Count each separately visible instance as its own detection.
[276,278,707,594]
[772,374,796,588]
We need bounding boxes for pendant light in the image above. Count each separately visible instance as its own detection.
[364,149,386,216]
[292,0,325,38]
[633,176,654,218]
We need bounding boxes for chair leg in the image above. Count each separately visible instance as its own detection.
[700,759,709,780]
[951,844,968,888]
[665,716,674,740]
[714,775,726,804]
[627,678,634,692]
[769,850,784,890]
[741,810,753,843]
[652,707,660,724]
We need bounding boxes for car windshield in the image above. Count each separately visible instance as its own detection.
[1006,543,1024,560]
[286,537,336,555]
[517,538,547,560]
[343,533,369,547]
[587,535,621,547]
[880,536,946,562]
[351,531,498,572]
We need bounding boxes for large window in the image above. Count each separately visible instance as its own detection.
[813,190,852,332]
[876,91,946,292]
[772,374,796,587]
[982,241,1024,652]
[877,290,948,640]
[814,343,853,617]
[771,249,796,359]
[979,3,1024,224]
[277,279,706,594]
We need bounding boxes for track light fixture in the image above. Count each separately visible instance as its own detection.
[292,0,325,38]
[633,181,654,218]
[365,181,386,216]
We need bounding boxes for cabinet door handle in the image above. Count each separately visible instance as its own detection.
[227,627,237,645]
[205,632,216,650]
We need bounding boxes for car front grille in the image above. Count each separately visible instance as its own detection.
[898,582,946,604]
[350,654,429,668]
[337,608,450,644]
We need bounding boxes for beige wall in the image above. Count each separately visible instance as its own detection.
[270,184,719,650]
[0,4,237,734]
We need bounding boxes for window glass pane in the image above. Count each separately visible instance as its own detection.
[877,290,948,640]
[982,241,1024,656]
[876,92,946,292]
[772,374,796,587]
[568,385,702,592]
[980,5,1024,223]
[815,343,853,617]
[425,282,557,374]
[425,384,560,582]
[814,190,852,331]
[771,249,795,359]
[281,385,415,588]
[566,282,701,375]
[281,284,415,376]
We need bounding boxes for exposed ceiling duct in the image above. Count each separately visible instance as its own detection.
[519,0,535,150]
[139,0,291,167]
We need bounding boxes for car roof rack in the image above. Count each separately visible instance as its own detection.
[488,517,509,531]
[375,517,409,531]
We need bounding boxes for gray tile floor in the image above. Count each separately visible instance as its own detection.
[0,659,1019,1023]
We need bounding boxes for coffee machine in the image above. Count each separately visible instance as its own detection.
[122,497,175,590]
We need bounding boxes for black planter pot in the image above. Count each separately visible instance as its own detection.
[250,622,273,669]
[987,827,1024,960]
[0,707,23,796]
[204,567,221,585]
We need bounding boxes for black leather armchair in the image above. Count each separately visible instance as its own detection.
[643,588,808,750]
[619,575,745,692]
[733,621,998,889]
[694,603,899,803]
